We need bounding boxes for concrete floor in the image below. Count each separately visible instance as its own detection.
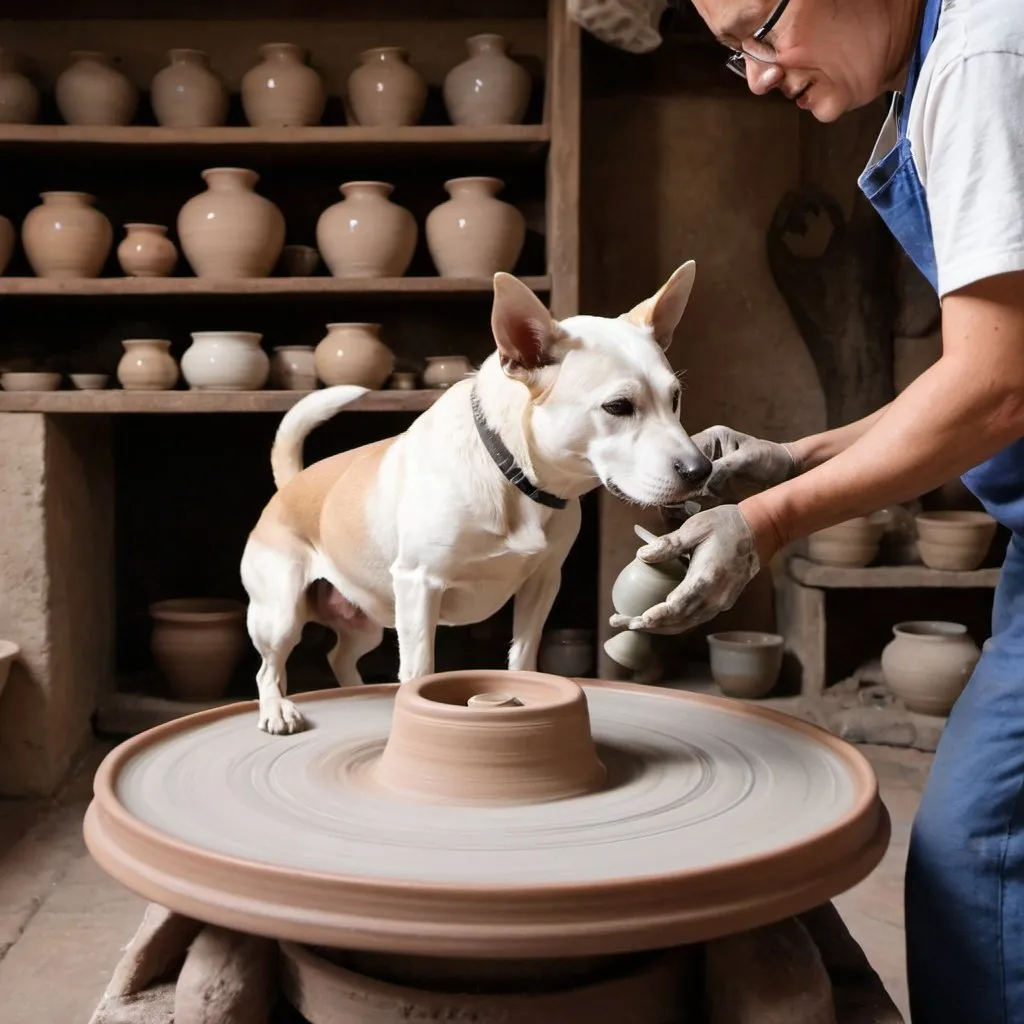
[0,740,929,1024]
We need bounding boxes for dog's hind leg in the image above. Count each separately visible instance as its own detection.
[241,536,310,735]
[327,619,384,687]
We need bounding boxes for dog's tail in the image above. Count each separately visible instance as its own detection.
[270,385,370,489]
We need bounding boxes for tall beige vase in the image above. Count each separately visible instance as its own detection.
[346,47,427,127]
[443,34,531,126]
[241,43,325,127]
[22,192,113,279]
[425,177,525,278]
[316,181,417,278]
[0,48,40,124]
[55,50,138,126]
[151,48,228,128]
[314,323,395,388]
[0,215,13,275]
[177,167,285,279]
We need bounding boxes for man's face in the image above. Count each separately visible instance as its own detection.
[693,0,897,123]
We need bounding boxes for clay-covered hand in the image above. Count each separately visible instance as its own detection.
[608,505,759,635]
[692,425,797,500]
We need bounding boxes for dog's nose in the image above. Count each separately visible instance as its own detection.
[674,453,712,488]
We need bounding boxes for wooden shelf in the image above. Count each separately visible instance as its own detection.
[0,275,550,297]
[0,124,551,163]
[0,388,443,414]
[788,555,1001,590]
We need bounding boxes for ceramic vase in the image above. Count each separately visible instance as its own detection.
[0,215,13,275]
[346,47,427,127]
[0,48,39,124]
[270,345,317,390]
[314,323,395,389]
[149,598,247,701]
[241,43,325,127]
[316,181,417,278]
[806,514,886,568]
[151,48,228,128]
[707,631,784,699]
[22,192,113,279]
[181,331,270,391]
[914,510,997,571]
[881,621,981,716]
[443,34,530,126]
[422,354,472,388]
[117,339,179,391]
[55,51,138,126]
[426,177,525,278]
[603,525,686,674]
[117,223,178,278]
[177,167,285,279]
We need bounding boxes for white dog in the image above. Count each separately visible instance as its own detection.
[241,263,711,733]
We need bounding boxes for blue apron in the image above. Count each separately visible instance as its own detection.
[859,5,1024,1021]
[858,0,1024,534]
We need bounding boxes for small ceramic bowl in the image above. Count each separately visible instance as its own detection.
[707,631,784,699]
[1,371,61,392]
[70,373,109,391]
[914,510,997,571]
[278,244,320,277]
[806,513,887,568]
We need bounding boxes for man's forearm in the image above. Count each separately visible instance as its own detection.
[787,403,893,471]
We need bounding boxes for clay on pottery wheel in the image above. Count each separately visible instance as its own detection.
[281,941,689,1024]
[881,620,980,716]
[604,524,686,673]
[914,510,997,571]
[84,669,888,959]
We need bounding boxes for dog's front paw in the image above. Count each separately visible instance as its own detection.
[259,699,306,735]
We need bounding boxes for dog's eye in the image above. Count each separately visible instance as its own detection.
[602,398,635,417]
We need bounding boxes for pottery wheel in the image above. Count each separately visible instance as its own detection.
[85,674,888,958]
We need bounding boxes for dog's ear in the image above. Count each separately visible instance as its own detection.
[491,273,559,380]
[621,261,696,351]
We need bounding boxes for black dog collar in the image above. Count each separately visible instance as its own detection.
[470,386,568,510]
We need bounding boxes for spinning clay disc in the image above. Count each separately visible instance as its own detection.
[84,675,888,959]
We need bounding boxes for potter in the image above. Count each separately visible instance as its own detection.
[617,1,1024,1020]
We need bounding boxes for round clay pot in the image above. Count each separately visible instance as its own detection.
[316,181,417,279]
[538,628,595,678]
[346,46,427,127]
[55,50,138,126]
[177,167,285,279]
[881,620,980,716]
[270,344,317,390]
[426,176,525,278]
[151,48,228,128]
[604,525,686,674]
[1,372,61,392]
[707,631,784,699]
[0,214,13,275]
[914,510,997,571]
[443,33,531,126]
[421,354,472,388]
[117,339,179,391]
[22,192,113,279]
[181,331,270,391]
[117,223,177,278]
[277,243,319,276]
[806,514,886,568]
[374,671,607,805]
[0,48,40,124]
[149,598,247,702]
[314,323,395,389]
[241,43,325,127]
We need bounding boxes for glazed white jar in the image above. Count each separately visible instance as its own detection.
[181,331,270,391]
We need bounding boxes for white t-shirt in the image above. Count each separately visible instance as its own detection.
[866,0,1024,297]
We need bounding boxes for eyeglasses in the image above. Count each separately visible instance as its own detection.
[724,0,791,78]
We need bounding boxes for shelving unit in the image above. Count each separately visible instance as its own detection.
[0,0,583,795]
